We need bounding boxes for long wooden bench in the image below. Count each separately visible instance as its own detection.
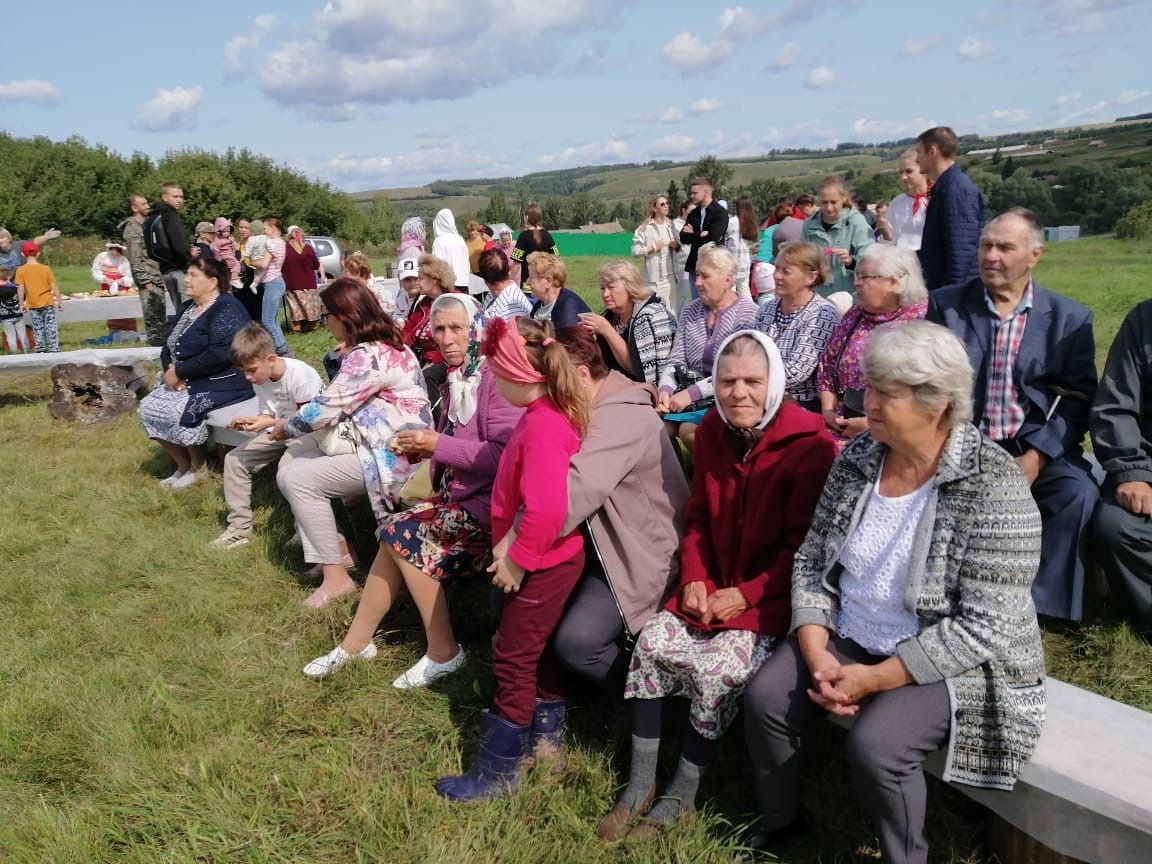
[830,677,1152,862]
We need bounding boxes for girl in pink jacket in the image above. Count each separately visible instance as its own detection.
[436,315,588,802]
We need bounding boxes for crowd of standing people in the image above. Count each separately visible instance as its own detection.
[8,121,1152,862]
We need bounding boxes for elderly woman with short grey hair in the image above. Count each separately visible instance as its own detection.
[578,259,676,387]
[741,321,1046,864]
[817,243,928,446]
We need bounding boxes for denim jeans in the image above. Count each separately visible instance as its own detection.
[259,276,288,353]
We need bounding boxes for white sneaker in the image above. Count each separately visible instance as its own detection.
[159,470,186,487]
[392,646,467,689]
[208,528,251,550]
[169,471,202,490]
[302,642,378,680]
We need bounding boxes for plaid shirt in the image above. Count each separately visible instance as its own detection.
[981,282,1033,441]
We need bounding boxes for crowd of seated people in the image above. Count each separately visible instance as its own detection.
[131,162,1152,861]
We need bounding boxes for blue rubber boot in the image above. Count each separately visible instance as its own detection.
[435,710,529,802]
[528,698,567,771]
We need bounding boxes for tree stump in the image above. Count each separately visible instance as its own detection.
[48,363,151,423]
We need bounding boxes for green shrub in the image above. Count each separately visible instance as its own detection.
[1116,200,1152,239]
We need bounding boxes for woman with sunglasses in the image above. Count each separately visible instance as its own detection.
[631,194,681,310]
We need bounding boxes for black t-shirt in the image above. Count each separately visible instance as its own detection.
[511,229,559,285]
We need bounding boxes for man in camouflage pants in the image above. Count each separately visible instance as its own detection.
[119,194,167,346]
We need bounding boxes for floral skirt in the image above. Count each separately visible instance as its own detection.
[285,288,323,323]
[377,495,491,582]
[139,384,208,446]
[624,609,775,739]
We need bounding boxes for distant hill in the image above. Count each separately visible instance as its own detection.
[353,119,1152,222]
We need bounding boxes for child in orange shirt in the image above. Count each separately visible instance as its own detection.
[15,242,62,353]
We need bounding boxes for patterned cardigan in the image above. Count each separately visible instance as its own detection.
[791,423,1046,790]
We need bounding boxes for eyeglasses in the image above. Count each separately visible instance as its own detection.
[657,201,669,207]
[853,274,887,283]
[320,312,332,323]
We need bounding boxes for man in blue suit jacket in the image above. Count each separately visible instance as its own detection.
[927,208,1098,621]
[916,127,986,292]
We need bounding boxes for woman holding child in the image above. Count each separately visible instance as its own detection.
[302,293,523,684]
[139,257,253,490]
[273,277,432,609]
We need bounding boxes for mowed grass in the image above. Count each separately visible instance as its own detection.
[0,237,1149,863]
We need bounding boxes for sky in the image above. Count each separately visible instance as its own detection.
[2,1,1150,193]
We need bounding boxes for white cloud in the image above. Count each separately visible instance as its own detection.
[990,108,1030,125]
[1054,91,1081,108]
[322,141,519,188]
[850,117,936,139]
[1116,89,1150,105]
[661,31,731,70]
[133,86,203,132]
[657,106,684,123]
[223,14,276,77]
[537,138,630,167]
[259,0,608,110]
[804,65,839,90]
[650,134,698,157]
[900,37,939,57]
[766,42,800,72]
[688,98,723,115]
[0,79,62,106]
[718,6,767,39]
[1014,0,1141,37]
[958,37,993,60]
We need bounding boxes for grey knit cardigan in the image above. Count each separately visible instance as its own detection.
[791,422,1046,790]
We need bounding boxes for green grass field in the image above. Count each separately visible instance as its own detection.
[0,237,1149,862]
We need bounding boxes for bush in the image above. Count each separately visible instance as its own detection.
[1116,201,1152,239]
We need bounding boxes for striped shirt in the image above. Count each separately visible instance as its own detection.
[981,282,1033,441]
[483,281,532,321]
[658,296,759,400]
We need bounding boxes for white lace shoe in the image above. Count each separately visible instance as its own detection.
[392,646,467,690]
[169,471,202,490]
[208,527,251,550]
[302,642,378,680]
[159,470,186,487]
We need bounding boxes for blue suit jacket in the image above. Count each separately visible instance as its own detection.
[926,279,1096,461]
[918,164,986,292]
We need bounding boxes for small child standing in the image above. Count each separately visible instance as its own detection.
[0,266,28,352]
[208,323,323,549]
[15,242,62,353]
[436,315,589,802]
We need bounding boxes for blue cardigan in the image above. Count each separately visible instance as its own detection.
[161,294,255,426]
[918,164,986,293]
[529,287,592,330]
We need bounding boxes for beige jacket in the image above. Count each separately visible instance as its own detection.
[562,372,689,634]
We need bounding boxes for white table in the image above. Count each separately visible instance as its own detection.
[0,347,162,376]
[26,294,175,325]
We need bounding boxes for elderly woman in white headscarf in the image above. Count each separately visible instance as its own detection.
[303,293,524,687]
[596,330,838,842]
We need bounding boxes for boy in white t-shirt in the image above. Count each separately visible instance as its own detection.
[210,323,323,549]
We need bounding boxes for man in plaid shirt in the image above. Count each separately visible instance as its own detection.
[927,208,1098,622]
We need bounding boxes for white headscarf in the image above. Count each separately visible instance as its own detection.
[711,329,786,431]
[429,293,484,426]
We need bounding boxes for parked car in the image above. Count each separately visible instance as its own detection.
[304,236,343,279]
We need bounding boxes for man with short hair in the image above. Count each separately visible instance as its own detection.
[879,149,930,250]
[915,126,986,291]
[1090,300,1152,642]
[927,208,1098,622]
[678,176,729,298]
[147,182,193,308]
[119,194,168,345]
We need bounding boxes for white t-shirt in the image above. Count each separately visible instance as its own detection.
[254,357,323,418]
[836,472,931,656]
[886,192,927,251]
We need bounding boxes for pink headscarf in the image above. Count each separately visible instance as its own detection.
[481,316,546,384]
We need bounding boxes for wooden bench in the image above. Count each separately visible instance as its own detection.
[830,677,1152,862]
[205,398,260,448]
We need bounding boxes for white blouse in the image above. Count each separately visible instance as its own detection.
[836,471,931,656]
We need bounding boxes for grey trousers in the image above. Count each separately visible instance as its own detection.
[275,435,365,565]
[1093,492,1152,637]
[553,563,631,687]
[743,632,951,864]
[223,431,288,534]
[162,269,187,310]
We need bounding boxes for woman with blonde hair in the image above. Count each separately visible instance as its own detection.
[631,193,680,308]
[579,259,676,386]
[800,175,875,299]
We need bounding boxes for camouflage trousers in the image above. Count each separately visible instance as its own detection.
[139,282,168,347]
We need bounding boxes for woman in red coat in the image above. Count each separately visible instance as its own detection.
[597,329,837,842]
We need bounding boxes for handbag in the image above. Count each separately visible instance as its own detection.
[317,417,361,456]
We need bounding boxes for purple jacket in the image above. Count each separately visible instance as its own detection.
[430,365,524,528]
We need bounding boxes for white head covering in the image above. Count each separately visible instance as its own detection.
[429,293,484,426]
[711,329,786,431]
